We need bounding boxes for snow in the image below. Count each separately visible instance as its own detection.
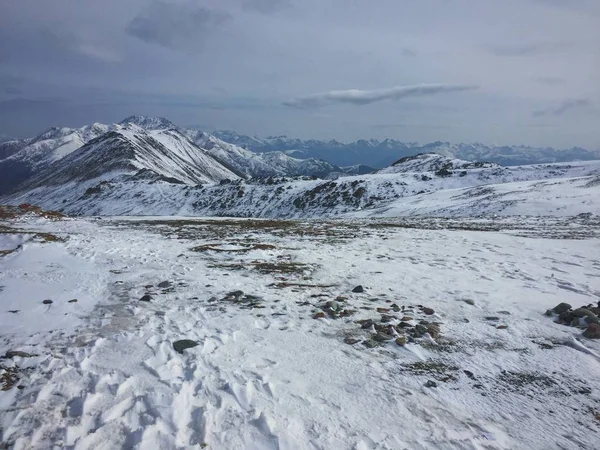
[1,215,600,449]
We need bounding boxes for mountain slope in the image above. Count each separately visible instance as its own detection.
[0,123,110,195]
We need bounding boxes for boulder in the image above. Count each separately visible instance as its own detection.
[552,303,572,314]
[583,323,600,339]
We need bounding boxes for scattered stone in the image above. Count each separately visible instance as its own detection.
[373,332,394,342]
[144,284,153,289]
[325,300,339,310]
[391,304,401,312]
[497,325,508,330]
[158,281,172,288]
[363,340,379,348]
[396,321,412,329]
[381,314,394,323]
[425,380,438,388]
[140,294,152,302]
[464,299,475,306]
[313,312,326,319]
[359,319,375,329]
[336,296,348,301]
[352,285,365,293]
[552,303,572,314]
[68,299,78,303]
[572,309,599,324]
[423,307,435,315]
[395,336,407,346]
[4,351,35,359]
[426,324,441,339]
[376,307,390,313]
[173,339,199,354]
[497,311,511,315]
[344,337,360,345]
[8,310,20,314]
[400,316,414,322]
[464,370,476,379]
[583,323,600,339]
[558,310,574,324]
[414,324,428,337]
[485,316,500,321]
[42,299,53,305]
[463,318,470,323]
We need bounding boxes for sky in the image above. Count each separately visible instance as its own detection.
[0,0,599,148]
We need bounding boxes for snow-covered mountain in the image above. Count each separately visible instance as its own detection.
[0,124,110,194]
[185,130,340,178]
[210,130,600,168]
[18,124,239,193]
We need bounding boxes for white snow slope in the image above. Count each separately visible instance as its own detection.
[1,215,599,449]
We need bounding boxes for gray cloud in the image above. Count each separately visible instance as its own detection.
[126,1,230,49]
[532,76,566,85]
[243,0,291,14]
[533,99,591,116]
[491,42,571,56]
[284,84,476,108]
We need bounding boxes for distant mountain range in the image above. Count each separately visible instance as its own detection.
[211,130,600,168]
[1,115,599,219]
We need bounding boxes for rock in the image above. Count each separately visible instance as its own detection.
[396,321,412,329]
[583,323,600,339]
[140,294,152,302]
[4,351,34,359]
[584,315,599,325]
[352,285,365,293]
[464,299,475,306]
[391,304,401,312]
[545,309,554,317]
[325,300,339,310]
[8,310,20,314]
[395,336,407,346]
[558,311,574,324]
[464,370,475,379]
[373,332,394,342]
[144,284,153,289]
[484,316,500,321]
[414,324,428,337]
[376,307,390,313]
[173,339,199,354]
[423,307,435,315]
[363,340,379,348]
[313,312,326,319]
[42,299,53,305]
[552,303,572,314]
[344,337,360,345]
[497,325,508,330]
[360,319,375,329]
[68,299,78,303]
[572,309,598,325]
[381,314,394,323]
[497,311,511,315]
[425,380,438,388]
[225,290,244,300]
[336,296,348,301]
[158,281,172,288]
[427,324,441,339]
[400,316,414,322]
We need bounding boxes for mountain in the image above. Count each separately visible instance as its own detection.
[380,153,499,175]
[210,130,600,168]
[13,124,239,205]
[186,130,340,178]
[0,133,15,144]
[119,115,178,131]
[0,123,110,194]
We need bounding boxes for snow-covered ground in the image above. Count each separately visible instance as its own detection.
[1,215,600,449]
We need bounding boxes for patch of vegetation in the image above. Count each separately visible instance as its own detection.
[190,243,276,253]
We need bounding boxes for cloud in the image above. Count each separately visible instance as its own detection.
[283,84,476,108]
[243,0,291,14]
[532,76,566,85]
[533,98,591,116]
[75,43,121,63]
[126,1,230,49]
[491,42,571,56]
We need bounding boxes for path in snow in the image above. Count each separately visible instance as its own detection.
[1,216,600,449]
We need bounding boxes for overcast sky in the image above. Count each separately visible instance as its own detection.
[0,0,598,148]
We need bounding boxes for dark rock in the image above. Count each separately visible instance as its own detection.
[381,314,394,323]
[400,316,414,322]
[395,336,407,346]
[423,307,435,315]
[140,294,152,302]
[313,312,326,319]
[497,325,508,330]
[360,319,375,329]
[464,370,475,379]
[42,299,53,305]
[497,311,511,315]
[376,307,390,313]
[558,311,574,324]
[352,285,365,293]
[583,323,600,339]
[373,332,394,342]
[484,316,500,321]
[363,340,379,348]
[173,339,199,354]
[158,281,172,288]
[68,299,78,303]
[325,300,339,310]
[552,302,572,314]
[391,304,401,312]
[144,284,153,289]
[8,310,20,314]
[427,324,441,339]
[4,351,35,359]
[414,324,428,337]
[396,321,412,329]
[425,380,438,388]
[463,299,475,306]
[572,309,599,325]
[344,337,360,345]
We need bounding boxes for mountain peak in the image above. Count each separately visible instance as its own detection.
[119,115,176,131]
